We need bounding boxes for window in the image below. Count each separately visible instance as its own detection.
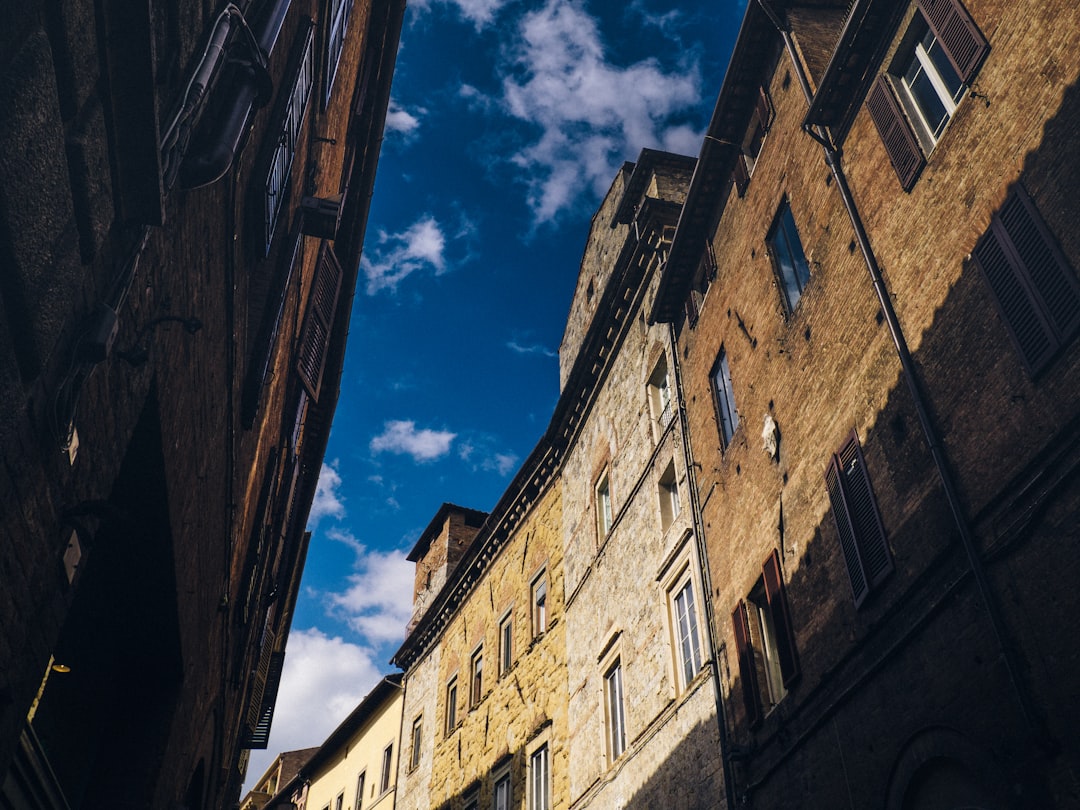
[529,744,550,810]
[734,86,774,196]
[971,185,1080,375]
[767,200,811,313]
[335,793,344,810]
[463,790,479,810]
[604,659,627,762]
[669,570,703,691]
[731,550,800,727]
[445,677,458,735]
[711,348,739,448]
[470,647,484,707]
[493,766,511,810]
[647,355,673,432]
[323,0,354,106]
[355,772,365,810]
[657,461,679,532]
[499,612,513,676]
[379,743,393,793]
[596,470,613,538]
[683,241,719,329]
[867,0,988,189]
[410,715,422,770]
[532,573,548,637]
[261,20,316,255]
[825,433,893,608]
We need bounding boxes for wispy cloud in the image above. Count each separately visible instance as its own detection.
[326,531,416,645]
[507,339,557,358]
[409,0,511,29]
[494,0,702,225]
[244,628,383,790]
[457,436,520,476]
[361,215,448,294]
[370,420,457,462]
[308,461,346,527]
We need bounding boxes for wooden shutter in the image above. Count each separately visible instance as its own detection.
[733,154,750,198]
[296,242,343,400]
[866,76,925,191]
[972,187,1080,375]
[755,85,774,132]
[762,549,800,689]
[248,650,286,749]
[918,0,989,83]
[826,435,892,608]
[731,601,762,728]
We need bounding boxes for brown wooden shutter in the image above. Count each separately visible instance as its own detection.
[733,154,750,198]
[918,0,989,83]
[296,242,343,400]
[248,650,286,749]
[762,549,800,689]
[826,434,892,608]
[755,85,774,132]
[866,76,925,191]
[731,601,762,728]
[972,187,1080,375]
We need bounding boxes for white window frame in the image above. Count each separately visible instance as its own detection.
[493,762,511,810]
[323,0,354,107]
[647,354,673,435]
[469,645,484,708]
[499,609,514,676]
[658,460,680,532]
[528,742,550,810]
[603,658,627,763]
[355,771,366,810]
[596,469,613,538]
[749,578,788,708]
[893,13,966,149]
[660,540,706,696]
[531,571,548,638]
[409,714,422,771]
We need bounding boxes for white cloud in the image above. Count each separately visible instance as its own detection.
[307,462,346,528]
[385,100,423,137]
[496,0,701,224]
[457,437,519,476]
[244,628,384,793]
[361,216,448,294]
[507,339,557,358]
[327,544,416,645]
[370,420,456,462]
[409,0,510,29]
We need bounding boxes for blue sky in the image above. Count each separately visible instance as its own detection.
[247,0,746,784]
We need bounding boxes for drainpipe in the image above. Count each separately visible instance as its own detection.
[754,0,1051,751]
[669,318,740,810]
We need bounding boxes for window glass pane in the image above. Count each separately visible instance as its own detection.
[903,54,949,136]
[769,202,811,311]
[712,350,738,446]
[674,580,702,685]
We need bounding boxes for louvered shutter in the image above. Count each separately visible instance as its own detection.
[731,601,762,728]
[296,242,343,400]
[918,0,989,83]
[866,76,925,191]
[755,85,774,132]
[972,187,1080,375]
[762,549,800,689]
[248,650,286,748]
[733,155,750,198]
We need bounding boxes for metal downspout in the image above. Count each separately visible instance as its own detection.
[668,318,740,810]
[755,0,1051,751]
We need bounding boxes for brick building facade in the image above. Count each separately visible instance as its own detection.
[0,0,403,804]
[655,0,1080,806]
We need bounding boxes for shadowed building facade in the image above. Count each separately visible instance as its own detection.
[0,0,404,805]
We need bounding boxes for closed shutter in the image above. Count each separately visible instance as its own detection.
[762,549,800,689]
[248,651,286,749]
[826,434,892,608]
[918,0,989,83]
[755,85,774,132]
[972,186,1080,375]
[296,241,343,399]
[866,76,925,191]
[731,601,762,728]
